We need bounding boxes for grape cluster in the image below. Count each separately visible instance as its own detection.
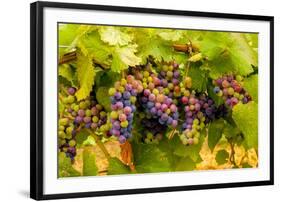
[58,117,76,160]
[108,75,143,144]
[179,88,219,145]
[138,69,179,128]
[213,75,251,108]
[156,62,182,100]
[138,113,166,144]
[59,87,109,160]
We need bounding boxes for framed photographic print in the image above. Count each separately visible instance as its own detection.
[30,1,274,200]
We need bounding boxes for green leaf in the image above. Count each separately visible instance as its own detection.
[232,102,258,149]
[76,129,91,146]
[188,66,207,92]
[242,163,252,168]
[75,48,95,101]
[59,24,96,55]
[174,156,196,171]
[173,133,205,162]
[223,122,240,139]
[107,158,131,175]
[79,31,112,67]
[96,87,111,112]
[243,74,258,103]
[215,150,229,165]
[199,32,257,78]
[58,152,80,177]
[245,33,258,49]
[208,119,225,151]
[95,71,121,88]
[132,142,171,173]
[58,64,76,85]
[58,24,80,55]
[135,29,174,63]
[83,147,98,176]
[99,27,132,46]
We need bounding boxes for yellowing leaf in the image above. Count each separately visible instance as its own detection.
[99,27,132,46]
[158,30,184,41]
[117,44,141,66]
[111,44,141,72]
[75,48,95,101]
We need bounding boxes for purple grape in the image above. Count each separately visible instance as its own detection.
[67,87,76,95]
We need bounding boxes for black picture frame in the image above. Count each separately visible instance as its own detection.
[30,1,274,200]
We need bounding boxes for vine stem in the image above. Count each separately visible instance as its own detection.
[85,129,111,161]
[229,141,238,167]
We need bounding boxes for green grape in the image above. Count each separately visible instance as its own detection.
[69,140,76,147]
[59,118,69,126]
[59,125,65,131]
[85,109,92,117]
[59,131,66,139]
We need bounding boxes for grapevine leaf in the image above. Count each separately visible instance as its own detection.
[199,32,256,78]
[215,150,229,165]
[79,31,112,67]
[99,27,132,46]
[245,33,258,49]
[132,142,171,173]
[107,158,131,175]
[188,66,207,92]
[58,76,72,87]
[135,29,174,63]
[96,87,112,112]
[232,102,258,149]
[59,24,96,55]
[111,45,141,72]
[58,64,76,85]
[75,48,95,101]
[75,129,91,146]
[82,136,96,146]
[58,152,80,177]
[223,122,240,139]
[158,30,184,42]
[243,74,258,103]
[83,147,98,176]
[157,137,181,169]
[208,119,225,151]
[58,24,80,55]
[95,71,121,88]
[174,156,196,171]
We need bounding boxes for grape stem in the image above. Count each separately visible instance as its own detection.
[167,128,177,139]
[85,129,111,161]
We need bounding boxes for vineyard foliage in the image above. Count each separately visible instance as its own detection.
[58,23,258,177]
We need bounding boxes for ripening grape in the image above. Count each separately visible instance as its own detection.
[213,75,252,108]
[139,70,179,128]
[108,75,143,143]
[58,87,109,161]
